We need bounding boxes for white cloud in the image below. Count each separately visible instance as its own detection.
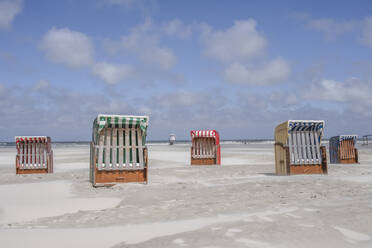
[223,58,290,85]
[120,19,177,70]
[0,83,4,95]
[269,91,298,110]
[33,80,50,91]
[304,79,370,102]
[361,17,372,47]
[103,19,192,74]
[307,18,357,40]
[152,91,206,108]
[40,27,94,68]
[0,81,140,140]
[101,0,157,16]
[141,46,176,70]
[304,78,372,116]
[39,21,182,84]
[40,28,136,85]
[201,19,290,85]
[163,19,192,38]
[1,79,371,140]
[202,19,266,63]
[92,62,133,84]
[0,0,22,29]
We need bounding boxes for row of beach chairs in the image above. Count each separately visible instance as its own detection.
[14,115,359,186]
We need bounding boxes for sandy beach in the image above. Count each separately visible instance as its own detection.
[0,142,372,247]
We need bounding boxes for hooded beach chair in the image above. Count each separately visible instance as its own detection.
[169,133,176,145]
[190,130,221,165]
[274,120,327,175]
[329,135,358,164]
[90,115,149,186]
[15,136,53,174]
[362,135,372,146]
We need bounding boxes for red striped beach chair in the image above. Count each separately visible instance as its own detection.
[190,130,221,165]
[274,120,327,175]
[90,115,149,187]
[15,136,53,174]
[329,135,358,164]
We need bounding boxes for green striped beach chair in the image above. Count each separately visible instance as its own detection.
[90,115,149,187]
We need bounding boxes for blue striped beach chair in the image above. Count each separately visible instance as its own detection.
[329,135,358,164]
[274,120,327,175]
[90,115,149,186]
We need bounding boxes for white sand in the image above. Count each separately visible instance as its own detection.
[0,181,120,224]
[333,226,371,244]
[0,207,296,248]
[0,143,371,247]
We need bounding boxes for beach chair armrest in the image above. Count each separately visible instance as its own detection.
[144,147,148,168]
[274,142,287,148]
[15,155,19,169]
[320,146,328,174]
[355,148,359,163]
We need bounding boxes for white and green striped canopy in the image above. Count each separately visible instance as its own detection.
[92,114,149,144]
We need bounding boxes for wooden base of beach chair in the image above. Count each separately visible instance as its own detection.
[93,167,147,187]
[338,158,358,164]
[89,117,149,187]
[283,146,327,175]
[15,137,53,175]
[340,159,357,164]
[191,157,218,165]
[16,168,48,174]
[339,148,359,164]
[190,133,221,166]
[289,164,324,175]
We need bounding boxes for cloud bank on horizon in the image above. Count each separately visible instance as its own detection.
[0,0,372,141]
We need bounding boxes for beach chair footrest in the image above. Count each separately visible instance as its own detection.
[191,157,218,165]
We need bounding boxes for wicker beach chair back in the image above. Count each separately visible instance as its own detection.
[15,136,53,173]
[286,121,324,166]
[275,120,326,175]
[91,115,149,171]
[190,130,221,165]
[329,135,357,163]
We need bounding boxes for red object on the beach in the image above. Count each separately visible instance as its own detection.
[15,136,53,174]
[190,130,221,165]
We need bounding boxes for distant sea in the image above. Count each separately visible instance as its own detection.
[0,139,275,147]
[2,139,364,147]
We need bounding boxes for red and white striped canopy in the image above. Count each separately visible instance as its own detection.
[15,136,49,143]
[190,130,218,138]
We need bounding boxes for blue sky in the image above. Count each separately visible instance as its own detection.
[1,0,372,141]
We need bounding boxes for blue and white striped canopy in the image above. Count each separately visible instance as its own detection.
[339,135,358,143]
[287,120,324,136]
